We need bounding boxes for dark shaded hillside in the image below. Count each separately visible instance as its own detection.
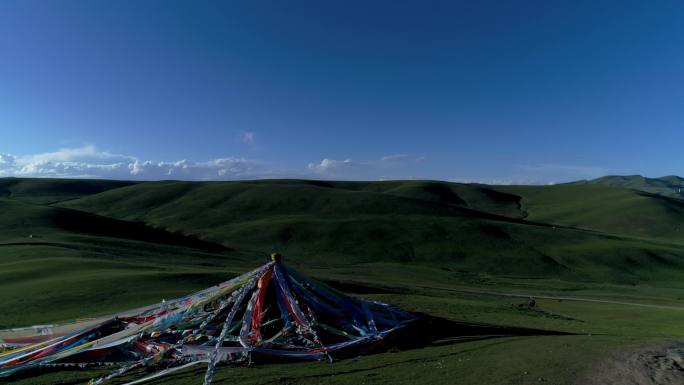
[0,198,226,251]
[313,180,526,218]
[0,177,137,204]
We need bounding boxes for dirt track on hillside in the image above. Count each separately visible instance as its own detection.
[419,286,684,311]
[579,342,684,385]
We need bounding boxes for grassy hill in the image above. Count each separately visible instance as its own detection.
[59,179,540,262]
[577,174,684,198]
[0,177,136,204]
[0,179,237,327]
[56,179,684,285]
[495,183,684,240]
[5,177,684,385]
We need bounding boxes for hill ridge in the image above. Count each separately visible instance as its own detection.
[580,174,684,198]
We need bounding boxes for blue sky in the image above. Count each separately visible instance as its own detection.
[1,0,683,183]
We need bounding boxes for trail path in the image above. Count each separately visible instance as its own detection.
[423,285,684,383]
[420,285,684,311]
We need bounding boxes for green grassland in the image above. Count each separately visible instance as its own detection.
[4,177,684,384]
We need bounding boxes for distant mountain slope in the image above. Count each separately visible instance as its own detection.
[59,180,541,266]
[59,179,684,284]
[324,180,526,218]
[579,175,684,198]
[58,179,529,224]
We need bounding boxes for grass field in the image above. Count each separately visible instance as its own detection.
[3,177,684,384]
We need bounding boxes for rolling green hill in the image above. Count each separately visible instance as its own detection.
[577,174,684,198]
[495,183,684,240]
[0,178,240,327]
[55,178,684,285]
[5,177,684,385]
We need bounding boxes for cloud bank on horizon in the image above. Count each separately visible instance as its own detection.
[0,145,609,184]
[0,145,271,180]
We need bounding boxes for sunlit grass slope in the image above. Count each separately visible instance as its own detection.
[496,183,684,240]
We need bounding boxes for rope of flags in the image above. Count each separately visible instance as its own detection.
[0,254,416,384]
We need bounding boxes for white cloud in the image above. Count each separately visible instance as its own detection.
[18,144,132,165]
[241,131,255,146]
[380,154,425,162]
[128,158,264,180]
[0,154,16,166]
[0,147,431,181]
[2,147,605,184]
[307,154,426,179]
[307,158,354,173]
[0,145,136,179]
[0,146,269,180]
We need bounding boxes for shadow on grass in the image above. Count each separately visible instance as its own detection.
[210,315,574,385]
[386,312,572,351]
